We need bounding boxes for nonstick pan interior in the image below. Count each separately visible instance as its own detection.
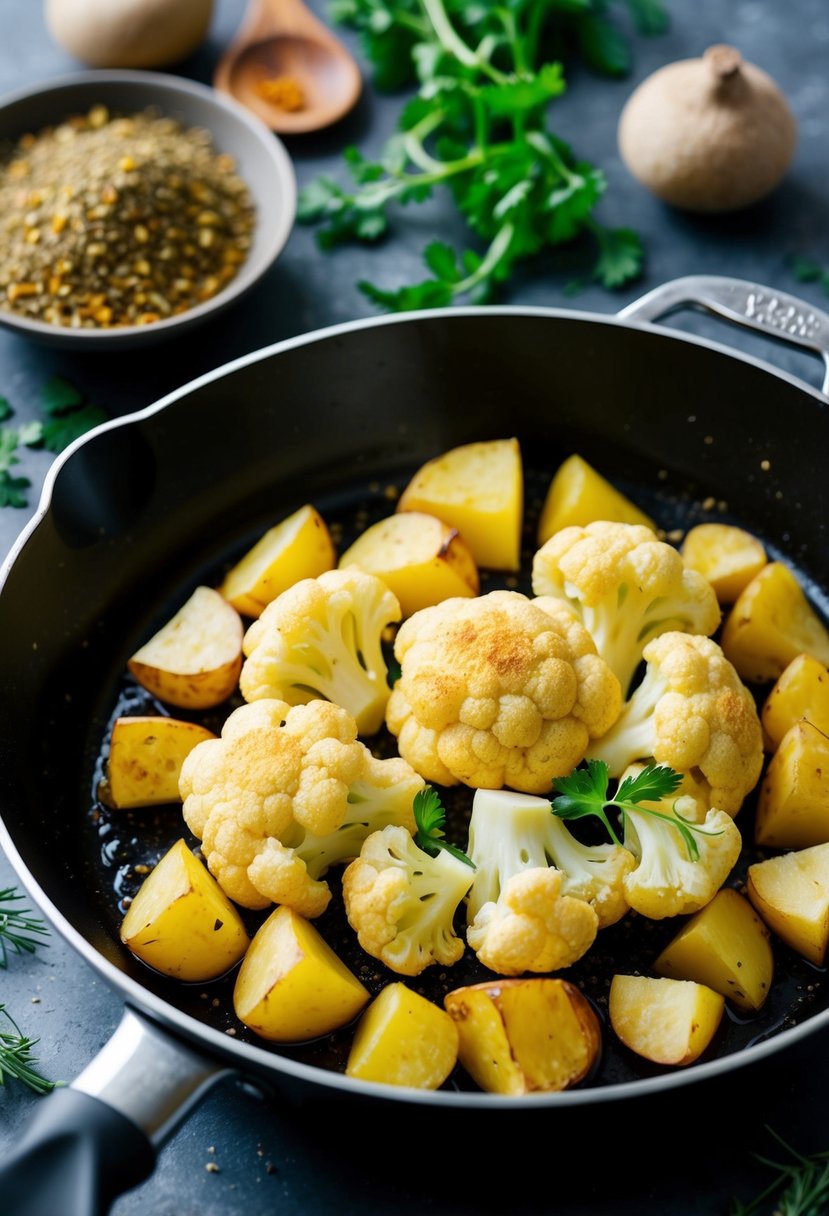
[1,308,828,1107]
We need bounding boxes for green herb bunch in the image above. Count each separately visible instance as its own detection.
[0,887,56,1094]
[298,0,667,310]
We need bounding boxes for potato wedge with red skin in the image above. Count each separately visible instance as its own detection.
[444,977,600,1095]
[128,585,243,709]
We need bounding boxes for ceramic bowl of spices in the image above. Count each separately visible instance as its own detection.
[0,70,296,349]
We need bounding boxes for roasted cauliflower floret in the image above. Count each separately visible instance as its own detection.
[240,568,401,735]
[466,787,635,930]
[179,698,422,913]
[342,825,474,977]
[467,867,599,976]
[385,590,622,794]
[532,520,721,697]
[587,632,764,816]
[622,792,742,919]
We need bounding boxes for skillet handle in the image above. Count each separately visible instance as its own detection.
[618,274,829,397]
[0,1007,230,1216]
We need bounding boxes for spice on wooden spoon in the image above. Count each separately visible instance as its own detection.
[214,0,362,135]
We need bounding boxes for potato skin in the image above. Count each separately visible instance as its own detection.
[444,977,601,1095]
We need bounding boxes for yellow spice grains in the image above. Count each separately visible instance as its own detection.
[0,105,256,329]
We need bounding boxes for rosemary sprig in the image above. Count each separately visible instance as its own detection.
[730,1129,829,1216]
[0,1004,57,1096]
[0,886,50,968]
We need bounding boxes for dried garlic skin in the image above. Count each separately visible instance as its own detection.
[618,44,797,212]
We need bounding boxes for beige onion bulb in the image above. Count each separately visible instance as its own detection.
[45,0,214,70]
[617,44,797,213]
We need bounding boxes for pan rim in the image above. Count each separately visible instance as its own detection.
[1,301,827,1109]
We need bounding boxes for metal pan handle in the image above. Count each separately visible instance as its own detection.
[0,1008,229,1216]
[618,274,829,398]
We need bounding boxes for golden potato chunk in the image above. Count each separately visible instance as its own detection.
[220,504,336,618]
[747,842,829,966]
[755,721,829,850]
[761,653,829,752]
[120,839,249,981]
[128,586,244,709]
[100,716,216,809]
[609,974,725,1066]
[680,523,767,604]
[233,905,369,1042]
[537,453,654,544]
[397,438,523,572]
[443,977,601,1095]
[720,562,829,684]
[653,887,773,1013]
[346,982,459,1089]
[338,510,479,618]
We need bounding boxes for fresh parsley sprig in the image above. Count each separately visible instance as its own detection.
[0,887,50,969]
[551,759,720,861]
[413,786,475,867]
[299,0,663,309]
[0,1005,57,1096]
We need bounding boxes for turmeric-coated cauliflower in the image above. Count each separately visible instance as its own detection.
[385,590,622,794]
[532,520,721,698]
[240,568,401,735]
[587,632,764,816]
[342,825,474,976]
[467,868,599,976]
[179,698,422,913]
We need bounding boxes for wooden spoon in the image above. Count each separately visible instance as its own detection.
[213,0,362,135]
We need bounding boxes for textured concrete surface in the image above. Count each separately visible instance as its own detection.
[1,2,829,1212]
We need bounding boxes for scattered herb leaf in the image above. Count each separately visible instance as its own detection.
[0,1004,57,1096]
[789,254,829,295]
[413,786,475,866]
[0,887,50,969]
[551,758,718,860]
[0,377,107,507]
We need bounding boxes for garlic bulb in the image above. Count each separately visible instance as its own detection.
[617,44,797,213]
[45,0,214,70]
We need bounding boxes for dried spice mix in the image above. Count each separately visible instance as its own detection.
[0,105,256,329]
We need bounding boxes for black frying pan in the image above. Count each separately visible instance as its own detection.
[1,276,828,1216]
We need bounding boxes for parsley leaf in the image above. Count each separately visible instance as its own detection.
[37,375,107,453]
[40,404,107,454]
[0,378,107,507]
[413,786,475,867]
[551,759,716,860]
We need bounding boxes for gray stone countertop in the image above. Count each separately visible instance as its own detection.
[1,1,829,1213]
